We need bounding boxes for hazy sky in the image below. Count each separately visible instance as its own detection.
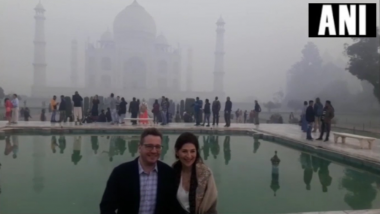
[0,0,378,101]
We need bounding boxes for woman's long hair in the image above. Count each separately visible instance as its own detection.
[173,132,201,214]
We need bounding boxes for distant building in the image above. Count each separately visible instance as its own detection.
[31,0,226,100]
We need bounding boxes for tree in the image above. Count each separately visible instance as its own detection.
[287,100,302,112]
[273,90,284,103]
[344,29,380,103]
[263,101,281,112]
[285,42,324,101]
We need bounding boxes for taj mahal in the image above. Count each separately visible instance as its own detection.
[30,0,226,100]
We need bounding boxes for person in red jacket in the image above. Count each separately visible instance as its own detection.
[4,98,13,124]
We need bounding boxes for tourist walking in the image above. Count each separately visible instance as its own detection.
[305,100,315,140]
[202,99,211,127]
[11,94,19,124]
[100,128,177,214]
[173,132,218,214]
[212,97,221,126]
[317,100,335,142]
[72,91,83,125]
[224,97,232,127]
[59,95,66,122]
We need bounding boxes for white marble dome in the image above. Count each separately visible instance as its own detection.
[155,34,168,45]
[113,0,156,39]
[101,30,113,41]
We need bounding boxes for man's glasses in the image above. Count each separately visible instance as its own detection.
[143,144,163,150]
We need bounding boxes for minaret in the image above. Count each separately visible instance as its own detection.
[186,48,193,92]
[213,16,225,92]
[70,39,78,87]
[33,1,47,87]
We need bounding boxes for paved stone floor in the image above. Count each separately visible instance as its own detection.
[254,124,380,164]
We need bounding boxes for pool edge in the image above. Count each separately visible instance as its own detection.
[1,125,379,174]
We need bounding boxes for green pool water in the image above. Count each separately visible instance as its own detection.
[0,134,379,214]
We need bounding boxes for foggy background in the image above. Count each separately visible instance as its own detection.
[0,0,378,101]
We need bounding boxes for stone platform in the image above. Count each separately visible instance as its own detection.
[254,124,380,172]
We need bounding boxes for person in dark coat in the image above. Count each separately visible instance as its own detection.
[105,108,112,122]
[72,91,83,125]
[224,97,232,127]
[118,98,127,124]
[59,95,67,122]
[305,100,315,140]
[212,97,221,126]
[317,100,335,142]
[100,128,177,214]
[192,97,202,126]
[202,99,211,127]
[128,97,139,125]
[152,99,160,124]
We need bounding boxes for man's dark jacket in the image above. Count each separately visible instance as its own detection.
[128,101,139,113]
[306,106,315,123]
[212,100,220,113]
[59,98,66,111]
[72,94,83,107]
[224,100,232,112]
[100,158,176,214]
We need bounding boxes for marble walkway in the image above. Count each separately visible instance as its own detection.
[254,124,380,165]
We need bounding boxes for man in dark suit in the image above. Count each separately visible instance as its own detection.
[128,97,139,125]
[100,128,176,214]
[224,97,232,127]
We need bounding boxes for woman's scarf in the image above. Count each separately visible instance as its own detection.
[173,160,218,214]
[194,161,218,214]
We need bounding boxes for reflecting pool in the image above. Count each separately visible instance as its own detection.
[0,134,379,214]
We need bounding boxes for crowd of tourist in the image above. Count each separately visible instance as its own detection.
[3,91,262,128]
[300,98,335,141]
